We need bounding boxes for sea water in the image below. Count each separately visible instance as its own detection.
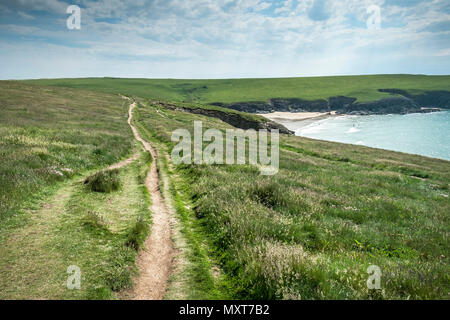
[282,111,450,161]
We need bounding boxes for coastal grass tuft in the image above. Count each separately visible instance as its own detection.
[82,210,110,232]
[84,169,121,193]
[125,217,149,250]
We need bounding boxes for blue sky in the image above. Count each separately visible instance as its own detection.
[0,0,449,79]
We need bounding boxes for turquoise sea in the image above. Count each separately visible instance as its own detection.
[282,111,450,161]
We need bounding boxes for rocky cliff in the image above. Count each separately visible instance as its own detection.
[153,101,294,134]
[211,89,450,115]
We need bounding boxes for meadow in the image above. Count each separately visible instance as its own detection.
[0,82,151,299]
[0,81,134,221]
[26,74,450,104]
[0,79,449,300]
[136,100,449,299]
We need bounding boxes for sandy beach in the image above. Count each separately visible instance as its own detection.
[258,111,336,122]
[258,111,338,133]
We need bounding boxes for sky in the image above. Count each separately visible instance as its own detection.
[0,0,449,79]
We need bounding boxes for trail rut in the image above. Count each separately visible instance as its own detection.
[124,101,173,300]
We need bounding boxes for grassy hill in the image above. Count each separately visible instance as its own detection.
[0,79,449,299]
[0,81,151,299]
[135,100,449,299]
[0,81,134,221]
[25,74,450,104]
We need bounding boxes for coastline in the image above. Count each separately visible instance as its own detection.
[265,110,450,161]
[258,111,339,131]
[258,111,337,122]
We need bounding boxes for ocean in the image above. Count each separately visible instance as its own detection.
[280,111,450,161]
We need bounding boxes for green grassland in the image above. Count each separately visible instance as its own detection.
[1,79,449,300]
[0,82,152,299]
[0,81,134,222]
[136,100,449,299]
[25,74,450,104]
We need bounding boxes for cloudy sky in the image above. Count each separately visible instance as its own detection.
[0,0,449,79]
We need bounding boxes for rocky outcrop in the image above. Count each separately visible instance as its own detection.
[328,96,357,109]
[270,98,329,112]
[154,101,294,135]
[379,89,450,109]
[213,98,329,113]
[211,101,272,113]
[337,96,421,115]
[212,89,450,116]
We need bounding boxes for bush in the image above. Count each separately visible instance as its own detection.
[84,169,121,193]
[125,217,149,250]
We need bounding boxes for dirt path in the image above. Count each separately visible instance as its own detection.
[124,101,173,300]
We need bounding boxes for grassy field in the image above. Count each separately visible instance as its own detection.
[1,79,449,300]
[0,81,134,222]
[136,100,449,299]
[0,82,152,299]
[25,74,450,104]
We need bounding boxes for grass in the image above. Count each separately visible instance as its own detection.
[0,81,152,299]
[136,100,449,300]
[84,169,121,193]
[130,104,228,299]
[0,81,134,222]
[0,151,152,299]
[1,79,449,300]
[125,217,149,250]
[25,74,450,104]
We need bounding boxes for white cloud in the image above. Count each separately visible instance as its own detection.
[0,0,449,78]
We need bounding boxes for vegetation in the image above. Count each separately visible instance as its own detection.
[84,169,121,193]
[0,82,151,299]
[26,74,450,104]
[0,81,133,222]
[136,100,449,300]
[0,78,448,300]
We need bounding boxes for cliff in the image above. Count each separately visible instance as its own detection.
[152,101,294,135]
[211,89,450,115]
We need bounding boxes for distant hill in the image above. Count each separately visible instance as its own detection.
[24,74,450,104]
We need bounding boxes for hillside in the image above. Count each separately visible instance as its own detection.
[0,80,449,300]
[0,82,151,299]
[25,74,450,104]
[136,99,450,299]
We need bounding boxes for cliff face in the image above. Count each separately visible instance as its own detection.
[379,89,450,109]
[154,102,294,135]
[212,89,450,115]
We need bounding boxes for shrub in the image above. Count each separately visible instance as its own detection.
[84,169,121,193]
[125,217,149,250]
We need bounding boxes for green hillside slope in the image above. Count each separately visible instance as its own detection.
[25,74,450,104]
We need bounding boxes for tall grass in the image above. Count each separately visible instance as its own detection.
[137,101,450,299]
[84,169,121,193]
[0,81,134,222]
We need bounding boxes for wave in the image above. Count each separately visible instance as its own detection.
[347,127,360,133]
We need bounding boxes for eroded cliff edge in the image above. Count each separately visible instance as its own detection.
[153,101,294,134]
